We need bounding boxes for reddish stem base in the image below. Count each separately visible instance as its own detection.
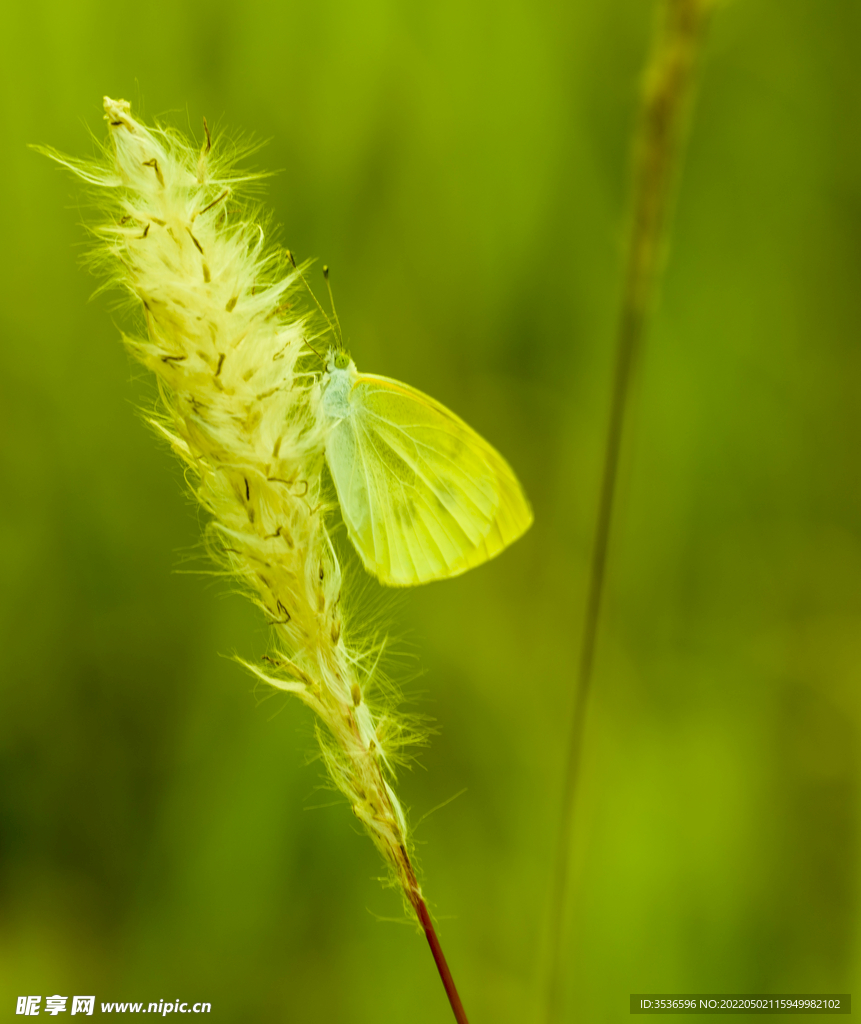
[413,894,470,1024]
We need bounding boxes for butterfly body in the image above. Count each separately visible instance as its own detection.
[320,357,354,419]
[320,349,532,587]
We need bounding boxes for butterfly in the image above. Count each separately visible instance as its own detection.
[320,347,532,586]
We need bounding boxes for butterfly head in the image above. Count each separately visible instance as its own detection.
[327,347,353,372]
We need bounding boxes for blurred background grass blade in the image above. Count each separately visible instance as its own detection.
[1,0,859,1021]
[546,3,714,1020]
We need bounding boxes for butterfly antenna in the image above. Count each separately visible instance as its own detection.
[286,249,338,351]
[322,265,343,347]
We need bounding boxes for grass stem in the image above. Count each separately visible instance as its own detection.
[544,2,714,1019]
[413,889,470,1024]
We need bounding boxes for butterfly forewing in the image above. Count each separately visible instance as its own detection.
[325,370,532,586]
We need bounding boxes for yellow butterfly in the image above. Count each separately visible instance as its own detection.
[321,348,533,586]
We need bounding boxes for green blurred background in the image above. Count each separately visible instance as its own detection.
[1,0,859,1020]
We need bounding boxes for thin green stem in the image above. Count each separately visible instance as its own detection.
[544,2,714,1020]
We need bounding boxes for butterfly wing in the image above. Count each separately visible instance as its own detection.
[325,373,532,586]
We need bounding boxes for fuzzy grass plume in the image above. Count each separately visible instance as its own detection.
[42,97,469,1023]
